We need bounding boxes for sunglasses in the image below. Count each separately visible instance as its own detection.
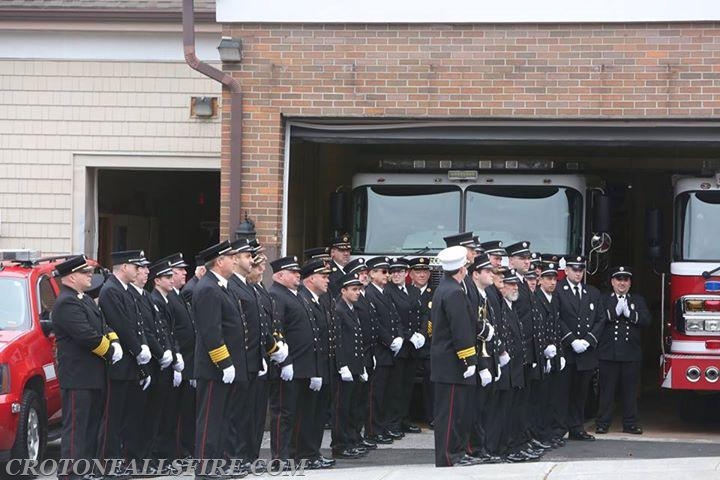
[376,269,388,274]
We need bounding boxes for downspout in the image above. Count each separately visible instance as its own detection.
[182,0,243,237]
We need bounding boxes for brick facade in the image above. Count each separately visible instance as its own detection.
[220,22,720,247]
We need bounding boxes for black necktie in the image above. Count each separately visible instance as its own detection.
[573,285,579,298]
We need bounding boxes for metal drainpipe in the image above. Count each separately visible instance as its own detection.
[182,0,243,237]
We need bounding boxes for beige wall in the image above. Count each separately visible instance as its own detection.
[0,59,221,255]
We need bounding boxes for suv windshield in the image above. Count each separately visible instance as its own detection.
[465,185,583,255]
[353,185,462,255]
[675,191,720,261]
[0,277,31,331]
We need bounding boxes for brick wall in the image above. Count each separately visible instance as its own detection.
[0,60,221,254]
[220,22,720,247]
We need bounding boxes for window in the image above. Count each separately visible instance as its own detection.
[675,191,720,261]
[38,275,58,321]
[0,278,31,331]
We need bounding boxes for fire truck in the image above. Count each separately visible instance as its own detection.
[658,175,720,392]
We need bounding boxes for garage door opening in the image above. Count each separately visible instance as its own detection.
[95,169,220,271]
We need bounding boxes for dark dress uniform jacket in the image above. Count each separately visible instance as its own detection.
[229,274,271,373]
[334,301,365,375]
[181,276,199,305]
[255,283,283,380]
[167,288,196,378]
[598,292,651,362]
[499,299,525,388]
[99,275,148,381]
[386,282,421,359]
[535,289,565,371]
[409,285,433,361]
[53,286,115,389]
[556,279,603,371]
[299,287,332,381]
[328,261,345,298]
[515,278,536,366]
[355,292,379,355]
[192,272,248,382]
[429,275,477,386]
[365,283,404,367]
[129,286,172,370]
[270,283,320,379]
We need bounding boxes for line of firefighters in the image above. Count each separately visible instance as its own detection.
[48,229,650,479]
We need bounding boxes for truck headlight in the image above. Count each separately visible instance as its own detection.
[705,320,720,332]
[685,318,705,333]
[0,364,10,394]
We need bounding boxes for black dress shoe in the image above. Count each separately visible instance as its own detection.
[553,437,566,447]
[428,420,435,429]
[505,453,527,463]
[530,438,552,449]
[454,454,483,466]
[370,434,393,444]
[385,429,405,439]
[595,425,609,434]
[360,438,378,449]
[353,446,368,455]
[402,423,422,433]
[317,455,336,466]
[623,425,643,435]
[520,448,542,459]
[569,430,596,441]
[332,448,362,459]
[304,459,325,470]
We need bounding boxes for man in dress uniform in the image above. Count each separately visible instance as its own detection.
[363,256,405,443]
[556,255,603,441]
[408,257,434,429]
[345,258,380,450]
[328,234,352,297]
[596,266,651,435]
[53,255,121,480]
[386,257,424,435]
[535,263,567,448]
[431,246,481,467]
[192,240,248,479]
[98,250,152,467]
[480,241,507,269]
[298,258,338,467]
[331,272,369,459]
[268,256,323,469]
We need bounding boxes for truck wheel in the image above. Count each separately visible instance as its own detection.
[11,389,46,464]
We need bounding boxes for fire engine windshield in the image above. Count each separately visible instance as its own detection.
[352,185,462,254]
[465,185,583,255]
[0,278,31,331]
[675,191,720,261]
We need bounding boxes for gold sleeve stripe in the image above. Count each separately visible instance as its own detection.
[273,331,284,340]
[456,346,476,360]
[92,336,111,357]
[267,341,279,355]
[427,321,433,336]
[106,332,119,341]
[208,345,230,364]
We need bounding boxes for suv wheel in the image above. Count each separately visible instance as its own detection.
[11,389,45,464]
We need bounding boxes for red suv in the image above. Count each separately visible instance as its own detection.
[0,250,66,463]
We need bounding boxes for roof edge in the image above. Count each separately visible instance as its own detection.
[0,8,216,23]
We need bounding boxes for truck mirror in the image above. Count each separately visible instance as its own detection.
[329,190,347,232]
[592,193,611,233]
[40,318,53,336]
[646,209,663,260]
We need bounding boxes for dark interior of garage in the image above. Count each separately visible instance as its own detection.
[96,169,220,273]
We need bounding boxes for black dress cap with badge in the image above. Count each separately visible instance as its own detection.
[501,268,520,283]
[300,258,332,279]
[610,266,633,280]
[505,241,531,257]
[443,232,475,248]
[54,254,94,277]
[366,256,390,271]
[339,272,363,289]
[230,237,253,253]
[110,250,149,267]
[565,255,587,269]
[480,240,506,256]
[540,262,558,277]
[197,240,234,264]
[389,257,410,271]
[155,252,188,269]
[345,257,368,275]
[270,255,301,273]
[469,253,492,273]
[330,234,352,250]
[148,260,174,281]
[304,246,331,261]
[408,257,431,270]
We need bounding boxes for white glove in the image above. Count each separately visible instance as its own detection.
[111,343,123,364]
[373,356,377,369]
[189,379,197,388]
[560,356,566,371]
[463,365,476,379]
[280,364,294,382]
[410,332,425,349]
[258,358,268,377]
[544,359,552,374]
[360,367,368,382]
[139,375,151,391]
[270,341,289,364]
[579,339,591,350]
[222,365,235,384]
[173,370,182,387]
[622,303,631,318]
[479,368,492,386]
[309,377,322,391]
[571,339,587,354]
[484,323,495,342]
[390,337,403,354]
[339,365,353,382]
[136,344,151,365]
[159,349,174,370]
[543,344,557,359]
[494,365,502,381]
[499,351,511,367]
[173,352,185,372]
[532,362,537,369]
[615,298,626,317]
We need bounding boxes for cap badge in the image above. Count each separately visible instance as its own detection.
[619,266,625,272]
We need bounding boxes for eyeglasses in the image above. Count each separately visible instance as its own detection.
[377,269,388,274]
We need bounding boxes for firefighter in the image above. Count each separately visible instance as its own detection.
[328,234,352,297]
[407,257,434,428]
[331,271,369,459]
[192,240,248,478]
[596,266,651,435]
[298,258,339,467]
[52,255,121,480]
[268,255,322,470]
[431,245,481,467]
[556,255,603,441]
[385,257,424,435]
[480,240,507,269]
[97,250,152,470]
